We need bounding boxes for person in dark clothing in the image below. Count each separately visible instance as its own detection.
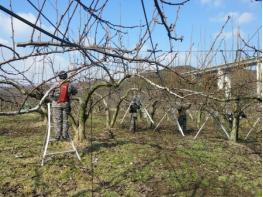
[176,102,191,132]
[129,95,141,132]
[225,111,246,127]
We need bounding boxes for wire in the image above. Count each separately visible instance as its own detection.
[0,4,76,46]
[148,49,262,53]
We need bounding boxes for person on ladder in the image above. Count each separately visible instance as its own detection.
[50,71,78,140]
[129,95,141,132]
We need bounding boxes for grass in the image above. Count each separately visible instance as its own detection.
[0,113,261,196]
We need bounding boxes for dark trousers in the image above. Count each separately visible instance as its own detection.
[52,106,70,139]
[129,113,137,132]
[178,114,187,132]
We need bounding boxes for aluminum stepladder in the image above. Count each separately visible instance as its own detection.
[120,101,155,125]
[153,108,185,136]
[41,103,81,166]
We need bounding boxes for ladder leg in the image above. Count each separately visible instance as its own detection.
[215,119,230,139]
[154,112,167,132]
[187,111,194,120]
[41,103,51,166]
[172,110,185,136]
[245,118,260,140]
[143,108,154,124]
[120,102,132,124]
[175,117,185,136]
[194,116,209,139]
[70,137,81,161]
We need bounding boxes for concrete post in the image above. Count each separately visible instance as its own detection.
[217,69,231,98]
[217,69,224,90]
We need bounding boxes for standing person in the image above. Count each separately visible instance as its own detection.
[176,102,191,132]
[129,95,141,132]
[50,71,77,140]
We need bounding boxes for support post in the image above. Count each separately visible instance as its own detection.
[187,110,193,120]
[245,118,260,140]
[218,121,230,139]
[143,107,154,125]
[194,116,209,139]
[172,109,185,136]
[175,117,185,136]
[120,102,132,124]
[153,112,167,132]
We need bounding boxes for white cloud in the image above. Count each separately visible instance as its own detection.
[210,12,254,25]
[0,12,36,37]
[0,37,9,45]
[215,28,245,40]
[0,53,70,83]
[238,12,254,24]
[200,0,224,6]
[0,12,54,40]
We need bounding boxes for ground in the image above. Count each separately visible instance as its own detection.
[0,113,261,197]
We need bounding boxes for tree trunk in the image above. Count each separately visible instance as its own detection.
[230,116,239,142]
[77,119,86,141]
[110,107,120,128]
[39,106,48,123]
[229,98,240,142]
[76,101,87,141]
[103,99,111,129]
[196,110,202,128]
[196,105,204,128]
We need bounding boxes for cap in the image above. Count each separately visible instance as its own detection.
[58,70,67,80]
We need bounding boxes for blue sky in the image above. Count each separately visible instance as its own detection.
[0,0,261,77]
[0,0,261,50]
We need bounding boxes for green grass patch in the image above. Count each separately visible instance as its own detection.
[0,114,261,196]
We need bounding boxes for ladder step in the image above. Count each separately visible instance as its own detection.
[46,149,76,156]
